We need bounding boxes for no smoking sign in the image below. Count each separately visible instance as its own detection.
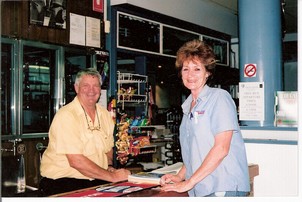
[244,64,257,77]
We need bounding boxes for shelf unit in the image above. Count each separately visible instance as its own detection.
[165,108,183,164]
[117,71,148,110]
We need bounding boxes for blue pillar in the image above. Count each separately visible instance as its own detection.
[239,0,282,127]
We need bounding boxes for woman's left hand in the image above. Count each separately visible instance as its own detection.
[161,180,194,193]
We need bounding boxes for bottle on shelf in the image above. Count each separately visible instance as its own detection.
[17,154,26,193]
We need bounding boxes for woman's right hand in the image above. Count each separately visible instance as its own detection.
[160,173,183,185]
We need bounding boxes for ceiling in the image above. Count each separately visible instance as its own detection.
[208,0,297,34]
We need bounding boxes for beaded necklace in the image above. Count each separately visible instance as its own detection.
[81,105,101,132]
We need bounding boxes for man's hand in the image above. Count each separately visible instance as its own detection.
[111,168,131,182]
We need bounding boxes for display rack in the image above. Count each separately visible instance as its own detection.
[117,71,148,109]
[115,122,157,166]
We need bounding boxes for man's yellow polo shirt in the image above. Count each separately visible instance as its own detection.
[40,97,114,180]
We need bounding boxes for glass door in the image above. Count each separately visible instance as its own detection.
[1,42,14,136]
[22,45,56,134]
[1,38,99,138]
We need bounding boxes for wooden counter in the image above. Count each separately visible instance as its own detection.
[126,164,258,197]
[52,164,258,197]
[51,182,187,197]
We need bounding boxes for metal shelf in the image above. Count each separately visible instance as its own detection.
[117,71,148,109]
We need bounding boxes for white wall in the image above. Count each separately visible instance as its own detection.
[245,143,298,197]
[242,129,298,197]
[111,0,238,37]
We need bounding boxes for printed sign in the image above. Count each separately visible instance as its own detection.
[93,0,103,13]
[244,64,257,77]
[239,82,265,121]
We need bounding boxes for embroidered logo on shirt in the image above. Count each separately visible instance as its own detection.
[197,110,205,115]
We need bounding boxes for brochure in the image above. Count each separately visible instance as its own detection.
[61,181,158,197]
[274,91,298,127]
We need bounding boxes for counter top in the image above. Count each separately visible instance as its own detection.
[51,182,187,197]
[241,127,298,142]
[51,164,258,197]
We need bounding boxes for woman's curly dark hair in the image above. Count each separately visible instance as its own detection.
[175,39,216,85]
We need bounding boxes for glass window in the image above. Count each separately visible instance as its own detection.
[163,26,200,56]
[118,12,160,53]
[202,36,229,66]
[1,39,99,137]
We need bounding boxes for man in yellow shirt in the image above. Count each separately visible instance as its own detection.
[39,68,130,196]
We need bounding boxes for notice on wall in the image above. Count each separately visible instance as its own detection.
[86,16,101,48]
[69,13,86,46]
[239,82,265,121]
[98,89,107,108]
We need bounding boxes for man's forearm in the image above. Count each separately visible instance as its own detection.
[66,153,115,181]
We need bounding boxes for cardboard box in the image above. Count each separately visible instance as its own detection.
[248,164,259,197]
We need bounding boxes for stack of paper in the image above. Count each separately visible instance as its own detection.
[127,162,183,184]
